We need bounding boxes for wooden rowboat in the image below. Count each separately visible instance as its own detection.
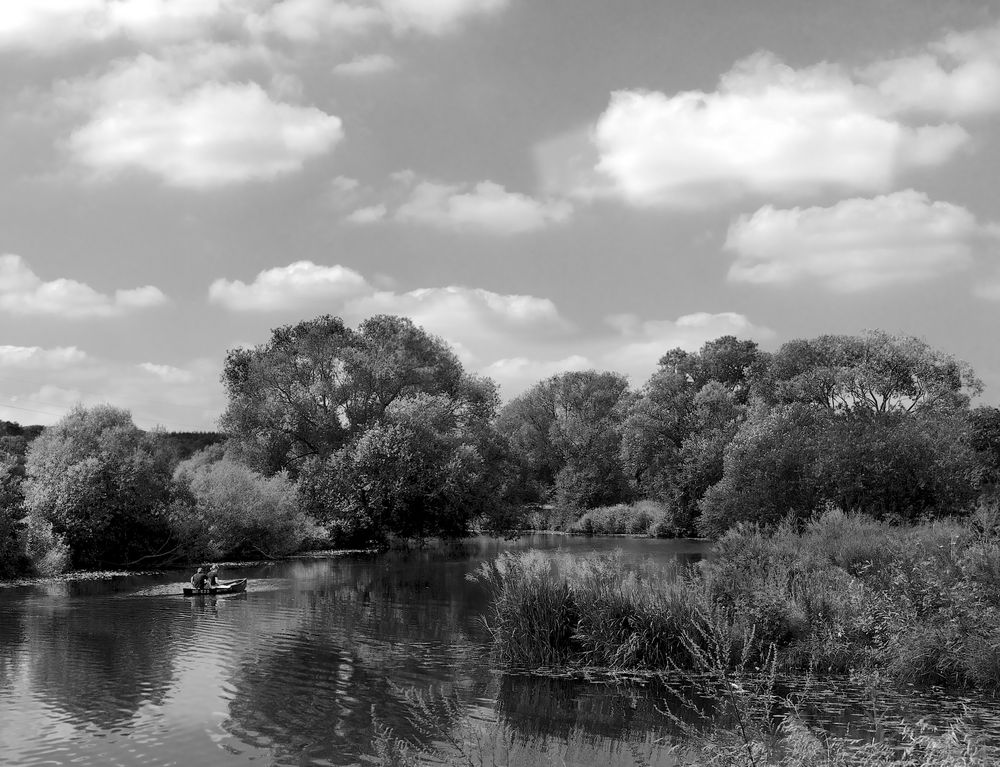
[183,578,248,596]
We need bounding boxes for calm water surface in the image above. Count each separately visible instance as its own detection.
[0,535,997,766]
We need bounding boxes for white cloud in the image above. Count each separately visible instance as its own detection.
[246,0,384,43]
[602,312,775,374]
[546,52,967,209]
[0,347,220,430]
[0,254,168,318]
[209,261,371,311]
[69,75,343,187]
[333,53,397,76]
[138,362,196,383]
[725,190,989,291]
[349,286,573,352]
[380,0,508,35]
[482,354,594,395]
[863,22,1000,117]
[345,204,388,224]
[0,0,509,52]
[0,0,237,51]
[395,180,572,234]
[0,345,88,369]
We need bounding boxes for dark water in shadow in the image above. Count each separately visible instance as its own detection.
[0,535,997,766]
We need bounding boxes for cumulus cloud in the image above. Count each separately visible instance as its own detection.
[0,254,168,318]
[0,0,234,51]
[863,22,1000,117]
[350,286,573,349]
[602,312,775,374]
[209,261,371,311]
[138,362,196,383]
[345,204,388,224]
[0,345,219,430]
[587,53,966,207]
[0,345,88,369]
[0,0,509,52]
[69,73,344,187]
[725,190,990,291]
[394,180,572,234]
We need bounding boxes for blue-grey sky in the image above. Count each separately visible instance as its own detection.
[1,0,999,430]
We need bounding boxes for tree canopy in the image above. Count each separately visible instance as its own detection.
[221,314,472,475]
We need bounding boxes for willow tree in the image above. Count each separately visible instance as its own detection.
[220,314,469,475]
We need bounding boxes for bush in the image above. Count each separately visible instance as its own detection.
[566,500,675,537]
[172,453,320,560]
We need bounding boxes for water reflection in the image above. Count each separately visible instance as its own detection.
[1,535,996,767]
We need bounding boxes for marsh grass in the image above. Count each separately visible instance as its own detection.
[471,507,1000,691]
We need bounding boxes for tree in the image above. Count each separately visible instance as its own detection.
[497,371,633,511]
[753,331,981,417]
[699,402,981,537]
[172,451,317,559]
[300,392,512,542]
[23,406,174,568]
[0,450,28,578]
[221,314,468,475]
[969,406,1000,488]
[620,337,760,528]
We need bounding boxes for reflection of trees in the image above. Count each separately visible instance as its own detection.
[223,554,491,766]
[25,598,184,729]
[0,603,25,690]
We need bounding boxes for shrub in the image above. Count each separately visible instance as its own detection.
[172,453,320,560]
[566,500,672,537]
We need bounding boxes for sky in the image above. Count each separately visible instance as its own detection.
[1,0,1000,431]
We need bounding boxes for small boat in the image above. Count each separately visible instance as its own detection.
[183,578,248,596]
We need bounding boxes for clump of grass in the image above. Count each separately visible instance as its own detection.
[473,507,1000,691]
[567,500,682,538]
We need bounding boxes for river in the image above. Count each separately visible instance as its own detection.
[1,535,998,766]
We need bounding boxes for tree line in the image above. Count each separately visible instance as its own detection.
[1,314,998,577]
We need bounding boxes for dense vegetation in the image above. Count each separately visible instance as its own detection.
[1,315,999,579]
[473,508,1000,692]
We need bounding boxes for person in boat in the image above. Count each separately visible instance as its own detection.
[206,564,221,588]
[190,567,207,590]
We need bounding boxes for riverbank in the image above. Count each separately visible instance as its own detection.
[472,508,1000,693]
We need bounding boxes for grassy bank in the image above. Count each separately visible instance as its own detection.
[470,507,1000,692]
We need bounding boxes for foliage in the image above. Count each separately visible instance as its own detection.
[700,403,981,537]
[22,405,174,569]
[0,451,29,577]
[620,338,760,531]
[497,370,633,512]
[171,450,320,560]
[301,392,513,543]
[566,500,677,537]
[754,331,982,417]
[474,510,1000,692]
[220,314,471,476]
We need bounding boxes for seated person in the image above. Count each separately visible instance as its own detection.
[206,564,221,588]
[190,567,207,589]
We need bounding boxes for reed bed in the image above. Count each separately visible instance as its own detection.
[469,507,1000,692]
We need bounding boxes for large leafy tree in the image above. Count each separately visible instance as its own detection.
[700,332,984,536]
[221,314,468,475]
[23,406,174,568]
[497,370,633,511]
[305,392,511,542]
[754,330,981,417]
[619,337,761,529]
